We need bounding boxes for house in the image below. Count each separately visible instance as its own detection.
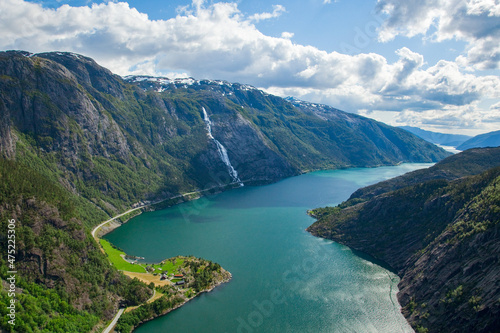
[175,280,185,286]
[174,274,184,279]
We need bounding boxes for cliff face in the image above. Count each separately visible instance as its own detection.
[130,76,450,172]
[398,169,500,332]
[307,148,500,333]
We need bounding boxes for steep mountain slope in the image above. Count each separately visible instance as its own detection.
[129,76,450,173]
[0,50,449,216]
[458,130,500,150]
[400,126,471,148]
[0,50,450,332]
[307,148,500,333]
[0,159,152,332]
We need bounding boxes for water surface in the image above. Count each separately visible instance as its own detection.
[105,164,430,332]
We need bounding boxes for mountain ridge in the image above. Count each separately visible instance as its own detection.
[458,130,500,150]
[399,126,471,148]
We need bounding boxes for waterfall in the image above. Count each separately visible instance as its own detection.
[202,107,244,186]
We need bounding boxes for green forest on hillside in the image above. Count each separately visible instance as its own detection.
[0,158,153,332]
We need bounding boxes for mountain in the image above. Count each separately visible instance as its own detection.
[457,130,500,150]
[400,126,471,148]
[0,51,449,215]
[126,76,450,173]
[0,50,450,332]
[307,147,500,333]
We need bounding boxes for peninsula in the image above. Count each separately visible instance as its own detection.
[96,215,231,333]
[104,244,231,333]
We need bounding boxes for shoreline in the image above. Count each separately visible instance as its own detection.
[98,163,428,332]
[95,200,234,333]
[100,252,232,333]
[131,271,232,332]
[92,182,244,240]
[95,162,430,240]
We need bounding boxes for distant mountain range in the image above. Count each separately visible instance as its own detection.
[0,50,449,332]
[400,126,500,151]
[457,130,500,150]
[308,147,500,333]
[399,126,471,148]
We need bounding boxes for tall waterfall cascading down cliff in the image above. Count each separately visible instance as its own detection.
[202,107,244,186]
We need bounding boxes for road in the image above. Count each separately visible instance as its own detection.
[91,189,208,240]
[102,308,124,333]
[91,206,144,240]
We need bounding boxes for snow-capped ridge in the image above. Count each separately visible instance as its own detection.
[124,75,258,92]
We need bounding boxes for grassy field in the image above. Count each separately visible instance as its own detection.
[151,258,185,274]
[99,239,185,275]
[99,239,146,273]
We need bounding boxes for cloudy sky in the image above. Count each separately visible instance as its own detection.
[1,0,500,135]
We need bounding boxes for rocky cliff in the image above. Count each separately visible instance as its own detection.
[307,147,500,333]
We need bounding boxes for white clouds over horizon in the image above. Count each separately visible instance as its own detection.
[0,0,499,134]
[377,0,500,70]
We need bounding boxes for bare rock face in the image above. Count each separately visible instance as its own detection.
[0,51,132,163]
[399,223,500,333]
[207,106,296,185]
[0,100,16,158]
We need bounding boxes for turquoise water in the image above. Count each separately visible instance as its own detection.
[105,164,430,332]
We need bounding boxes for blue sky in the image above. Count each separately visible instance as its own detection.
[2,0,500,135]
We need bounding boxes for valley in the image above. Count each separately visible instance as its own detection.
[0,50,494,333]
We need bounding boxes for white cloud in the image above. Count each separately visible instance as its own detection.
[467,0,500,16]
[248,4,286,22]
[491,101,500,110]
[281,31,294,39]
[0,0,498,133]
[267,48,499,113]
[394,103,500,135]
[376,0,500,69]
